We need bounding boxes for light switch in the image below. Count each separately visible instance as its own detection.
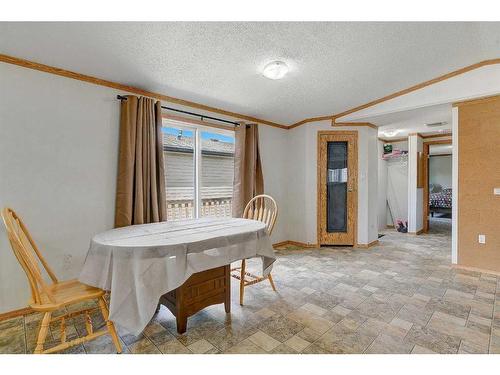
[494,188,500,195]
[478,234,486,244]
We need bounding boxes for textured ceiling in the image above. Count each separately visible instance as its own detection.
[1,22,499,125]
[371,104,452,137]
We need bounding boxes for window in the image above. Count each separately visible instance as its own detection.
[163,120,235,221]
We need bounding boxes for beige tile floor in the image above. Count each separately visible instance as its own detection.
[1,219,499,354]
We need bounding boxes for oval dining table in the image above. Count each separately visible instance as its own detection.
[79,217,276,335]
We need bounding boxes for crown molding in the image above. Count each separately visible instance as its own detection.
[0,53,288,130]
[332,58,500,122]
[3,53,499,131]
[378,137,408,143]
[421,132,452,139]
[332,121,378,130]
[452,93,500,107]
[288,115,334,129]
[288,58,500,129]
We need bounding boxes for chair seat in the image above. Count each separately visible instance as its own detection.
[32,279,105,310]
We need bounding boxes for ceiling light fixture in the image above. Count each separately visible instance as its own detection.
[382,128,401,138]
[262,61,289,80]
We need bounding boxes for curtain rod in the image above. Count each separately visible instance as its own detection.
[117,95,240,127]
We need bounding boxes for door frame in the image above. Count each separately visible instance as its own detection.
[422,138,452,233]
[317,130,358,246]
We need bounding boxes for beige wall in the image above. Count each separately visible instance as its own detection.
[0,62,288,313]
[285,121,379,246]
[0,63,121,313]
[457,95,500,272]
[429,155,452,189]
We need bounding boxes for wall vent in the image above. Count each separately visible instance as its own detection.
[425,121,447,127]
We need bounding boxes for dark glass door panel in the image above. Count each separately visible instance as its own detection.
[326,141,348,233]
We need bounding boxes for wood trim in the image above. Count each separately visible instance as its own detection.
[452,264,500,277]
[356,240,379,249]
[5,53,497,131]
[429,153,452,157]
[273,240,318,249]
[332,121,378,130]
[423,139,453,146]
[162,113,235,132]
[332,58,500,121]
[421,132,452,139]
[288,115,334,129]
[417,151,424,188]
[290,116,386,129]
[408,132,424,138]
[422,138,452,233]
[408,229,425,235]
[272,241,290,248]
[287,58,500,129]
[386,224,395,228]
[423,142,430,233]
[0,307,33,322]
[452,93,500,107]
[0,53,287,130]
[317,131,358,246]
[378,134,451,143]
[275,239,381,249]
[378,137,408,143]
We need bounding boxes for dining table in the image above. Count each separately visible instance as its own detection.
[79,217,276,335]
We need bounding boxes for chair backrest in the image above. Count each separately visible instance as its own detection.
[1,208,58,305]
[242,194,278,235]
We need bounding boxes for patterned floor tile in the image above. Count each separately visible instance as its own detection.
[3,219,500,354]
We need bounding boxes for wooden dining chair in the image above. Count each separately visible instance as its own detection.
[231,194,278,305]
[1,208,122,354]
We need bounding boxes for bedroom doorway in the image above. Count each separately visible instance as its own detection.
[423,139,452,233]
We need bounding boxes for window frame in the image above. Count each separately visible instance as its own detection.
[162,118,235,220]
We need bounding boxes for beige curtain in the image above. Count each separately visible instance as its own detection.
[232,123,264,217]
[114,95,167,227]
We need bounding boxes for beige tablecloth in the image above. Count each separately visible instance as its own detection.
[79,218,275,335]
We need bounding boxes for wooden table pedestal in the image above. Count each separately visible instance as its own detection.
[159,265,230,334]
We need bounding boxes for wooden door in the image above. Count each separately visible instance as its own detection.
[317,131,358,246]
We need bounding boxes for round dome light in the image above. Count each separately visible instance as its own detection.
[383,128,401,138]
[262,61,289,80]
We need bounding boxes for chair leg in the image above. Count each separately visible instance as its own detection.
[268,274,277,292]
[239,259,246,305]
[98,297,122,354]
[34,312,52,354]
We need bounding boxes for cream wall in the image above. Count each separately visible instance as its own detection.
[337,64,500,122]
[0,63,289,313]
[0,62,378,313]
[408,134,424,233]
[379,140,409,228]
[259,125,288,244]
[377,141,387,230]
[286,121,379,246]
[429,155,452,188]
[0,63,121,313]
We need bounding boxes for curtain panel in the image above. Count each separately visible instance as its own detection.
[232,123,264,217]
[114,95,167,227]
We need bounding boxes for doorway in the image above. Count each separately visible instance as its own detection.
[317,131,358,246]
[423,139,452,233]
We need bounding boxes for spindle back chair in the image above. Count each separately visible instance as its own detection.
[1,207,122,354]
[231,195,278,305]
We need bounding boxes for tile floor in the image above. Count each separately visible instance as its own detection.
[1,219,499,354]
